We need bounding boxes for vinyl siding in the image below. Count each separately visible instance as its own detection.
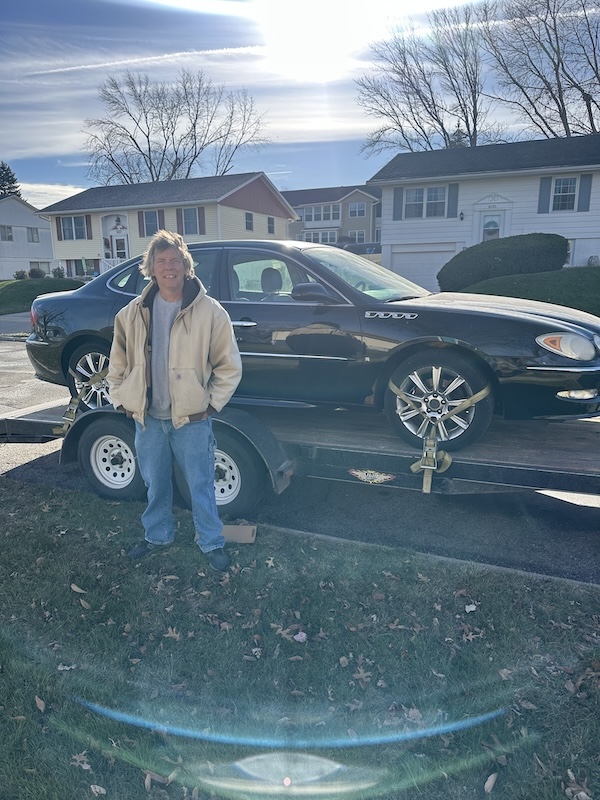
[379,170,600,290]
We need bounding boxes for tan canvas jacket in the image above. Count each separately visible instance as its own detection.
[107,277,242,428]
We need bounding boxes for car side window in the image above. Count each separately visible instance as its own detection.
[226,250,320,303]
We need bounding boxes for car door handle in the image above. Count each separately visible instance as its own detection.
[232,320,258,328]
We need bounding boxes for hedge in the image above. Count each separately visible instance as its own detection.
[437,233,568,292]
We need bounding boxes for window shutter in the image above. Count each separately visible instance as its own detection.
[538,177,552,213]
[158,209,165,230]
[392,188,404,220]
[176,208,183,234]
[55,217,63,241]
[85,215,92,239]
[577,173,592,212]
[138,211,145,237]
[447,183,459,218]
[198,207,206,235]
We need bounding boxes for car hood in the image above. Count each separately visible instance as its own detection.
[396,291,600,331]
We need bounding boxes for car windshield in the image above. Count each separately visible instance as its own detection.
[304,246,430,301]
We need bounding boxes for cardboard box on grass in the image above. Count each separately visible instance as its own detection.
[222,524,256,544]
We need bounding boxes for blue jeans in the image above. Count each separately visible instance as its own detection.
[134,416,225,553]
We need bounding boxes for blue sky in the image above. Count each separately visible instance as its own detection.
[1,0,458,208]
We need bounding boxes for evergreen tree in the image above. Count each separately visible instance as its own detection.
[0,162,22,198]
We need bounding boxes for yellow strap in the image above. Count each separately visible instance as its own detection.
[52,368,109,436]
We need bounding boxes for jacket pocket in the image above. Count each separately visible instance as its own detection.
[113,364,146,411]
[170,368,209,417]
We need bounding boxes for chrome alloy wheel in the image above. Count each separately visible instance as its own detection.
[395,364,476,442]
[72,351,112,409]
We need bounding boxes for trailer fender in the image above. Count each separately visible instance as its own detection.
[61,406,293,497]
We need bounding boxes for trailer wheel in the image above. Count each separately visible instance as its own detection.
[77,417,146,500]
[67,342,112,411]
[384,351,494,451]
[174,427,267,519]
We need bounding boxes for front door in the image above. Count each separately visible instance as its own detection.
[111,235,129,260]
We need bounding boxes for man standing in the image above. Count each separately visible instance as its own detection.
[107,230,242,571]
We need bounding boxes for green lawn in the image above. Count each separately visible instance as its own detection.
[0,278,84,315]
[0,477,598,799]
[463,266,600,317]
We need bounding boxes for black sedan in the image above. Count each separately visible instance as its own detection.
[27,240,600,450]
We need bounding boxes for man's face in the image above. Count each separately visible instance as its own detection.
[153,246,186,298]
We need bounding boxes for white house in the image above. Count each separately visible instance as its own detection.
[368,134,600,291]
[0,195,56,280]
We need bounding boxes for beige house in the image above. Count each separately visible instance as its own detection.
[283,185,381,246]
[39,172,296,278]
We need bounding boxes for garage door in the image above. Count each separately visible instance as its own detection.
[392,250,456,291]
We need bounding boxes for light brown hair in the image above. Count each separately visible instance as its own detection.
[139,229,195,279]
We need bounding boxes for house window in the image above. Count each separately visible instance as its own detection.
[405,186,447,218]
[29,261,50,273]
[375,228,381,242]
[304,231,337,243]
[349,230,366,244]
[553,177,577,211]
[27,227,40,243]
[267,216,275,234]
[349,202,366,217]
[0,225,13,241]
[245,212,254,231]
[426,186,446,217]
[144,211,159,237]
[61,216,87,240]
[482,215,501,241]
[304,204,340,222]
[183,208,198,235]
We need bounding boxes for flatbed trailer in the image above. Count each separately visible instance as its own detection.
[1,401,599,516]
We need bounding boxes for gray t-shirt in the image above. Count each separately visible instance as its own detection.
[148,292,181,419]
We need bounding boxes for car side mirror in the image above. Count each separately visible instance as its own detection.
[291,283,342,304]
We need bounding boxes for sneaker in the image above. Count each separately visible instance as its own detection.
[206,548,231,572]
[127,540,163,561]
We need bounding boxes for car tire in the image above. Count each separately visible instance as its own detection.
[77,417,146,501]
[174,426,267,519]
[66,342,112,411]
[384,351,495,451]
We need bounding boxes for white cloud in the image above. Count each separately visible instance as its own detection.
[22,182,86,210]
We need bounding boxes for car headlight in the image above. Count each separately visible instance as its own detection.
[536,332,596,361]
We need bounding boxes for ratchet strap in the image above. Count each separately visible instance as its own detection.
[52,367,109,436]
[388,378,491,493]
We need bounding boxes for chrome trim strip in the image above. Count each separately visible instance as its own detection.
[525,365,600,372]
[232,320,258,327]
[240,351,351,362]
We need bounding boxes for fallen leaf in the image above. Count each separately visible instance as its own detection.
[454,588,468,597]
[484,772,498,793]
[71,751,91,770]
[498,669,512,681]
[339,656,350,667]
[70,583,87,594]
[220,622,233,632]
[265,557,275,568]
[79,598,91,610]
[90,786,107,796]
[57,663,77,671]
[520,700,537,710]
[35,696,45,713]
[465,603,477,613]
[293,631,307,643]
[163,627,181,641]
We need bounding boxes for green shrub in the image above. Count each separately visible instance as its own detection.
[437,233,568,292]
[13,270,28,280]
[28,267,46,279]
[52,266,65,279]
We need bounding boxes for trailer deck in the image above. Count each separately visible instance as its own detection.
[3,401,597,497]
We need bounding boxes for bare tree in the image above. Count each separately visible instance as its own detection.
[479,0,600,137]
[357,4,506,153]
[83,70,267,184]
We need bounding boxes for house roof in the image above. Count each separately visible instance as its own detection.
[281,185,381,206]
[39,172,295,216]
[0,193,41,213]
[368,134,600,184]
